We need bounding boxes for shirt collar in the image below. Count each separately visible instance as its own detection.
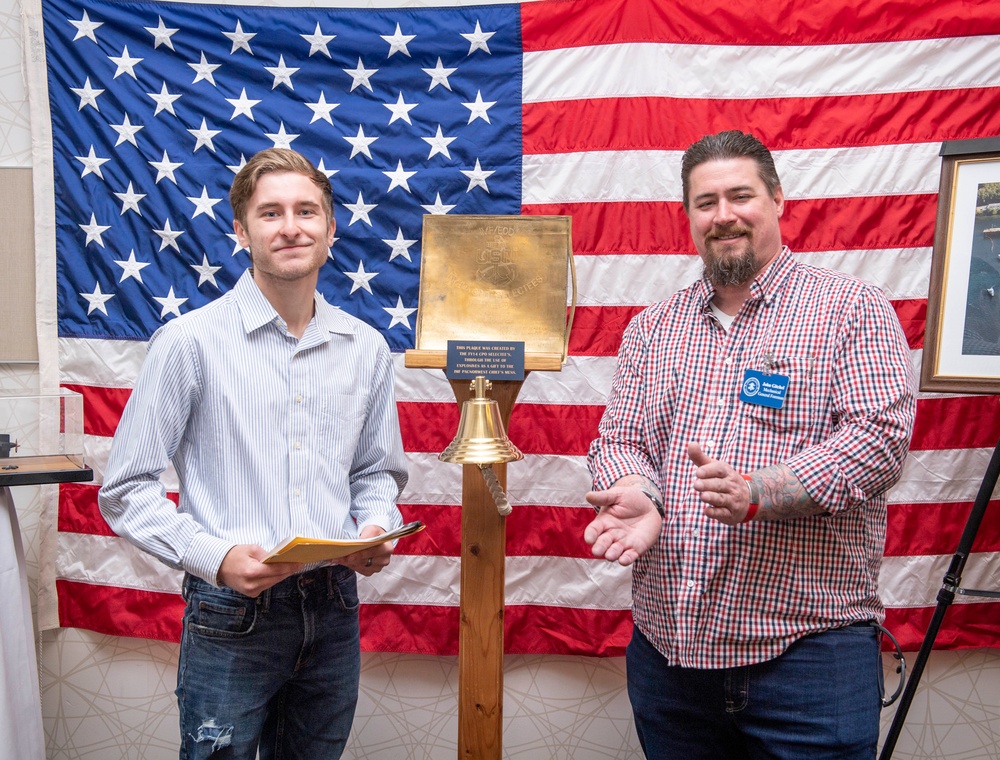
[233,269,357,337]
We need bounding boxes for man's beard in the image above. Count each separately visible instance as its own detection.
[702,233,760,287]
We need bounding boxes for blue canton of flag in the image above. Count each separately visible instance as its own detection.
[44,0,523,351]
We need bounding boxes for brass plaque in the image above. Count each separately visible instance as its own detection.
[414,215,573,362]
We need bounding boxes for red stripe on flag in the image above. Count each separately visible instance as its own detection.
[507,403,603,458]
[57,579,184,642]
[504,505,596,559]
[885,501,1000,558]
[911,396,1000,451]
[524,195,937,255]
[520,0,1000,50]
[56,580,634,656]
[61,481,599,559]
[568,305,644,356]
[59,482,114,536]
[61,475,1000,564]
[69,393,997,482]
[504,604,633,656]
[399,401,604,456]
[525,89,1000,155]
[62,383,130,438]
[56,576,1000,656]
[781,196,936,254]
[360,603,460,654]
[59,482,177,536]
[397,503,461,556]
[410,397,995,457]
[362,603,633,657]
[884,602,1000,652]
[524,201,688,254]
[396,402,460,454]
[891,299,925,351]
[569,302,924,358]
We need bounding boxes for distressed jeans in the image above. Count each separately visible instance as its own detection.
[177,565,361,760]
[626,622,882,759]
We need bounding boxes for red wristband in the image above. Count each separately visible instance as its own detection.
[741,474,759,523]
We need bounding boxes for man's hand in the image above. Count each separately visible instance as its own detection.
[584,487,664,566]
[217,544,301,598]
[687,443,752,525]
[340,525,392,577]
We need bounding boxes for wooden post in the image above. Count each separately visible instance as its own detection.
[405,213,572,756]
[451,378,523,760]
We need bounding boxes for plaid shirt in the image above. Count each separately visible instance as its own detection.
[588,248,915,668]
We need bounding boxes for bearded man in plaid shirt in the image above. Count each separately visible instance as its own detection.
[585,130,916,759]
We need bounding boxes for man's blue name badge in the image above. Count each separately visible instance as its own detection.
[740,369,790,409]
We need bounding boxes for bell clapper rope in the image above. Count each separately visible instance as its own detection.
[479,465,512,516]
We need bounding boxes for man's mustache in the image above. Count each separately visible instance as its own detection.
[706,226,752,241]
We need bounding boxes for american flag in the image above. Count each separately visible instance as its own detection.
[39,0,1000,654]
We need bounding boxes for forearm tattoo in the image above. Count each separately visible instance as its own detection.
[750,464,824,521]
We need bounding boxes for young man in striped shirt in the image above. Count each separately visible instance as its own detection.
[99,148,408,759]
[586,130,915,758]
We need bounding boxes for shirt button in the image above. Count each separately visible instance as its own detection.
[686,580,695,588]
[294,442,301,450]
[295,394,303,403]
[724,358,733,366]
[703,440,716,451]
[294,488,301,497]
[718,398,725,406]
[692,529,699,537]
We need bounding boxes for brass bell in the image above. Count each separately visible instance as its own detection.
[439,376,524,465]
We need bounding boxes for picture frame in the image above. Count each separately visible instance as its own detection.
[921,136,1000,393]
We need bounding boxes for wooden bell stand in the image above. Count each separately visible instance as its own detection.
[405,214,574,759]
[402,356,563,758]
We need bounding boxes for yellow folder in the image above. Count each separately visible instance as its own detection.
[262,521,425,564]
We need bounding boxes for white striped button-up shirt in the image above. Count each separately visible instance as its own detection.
[99,270,408,585]
[588,249,915,668]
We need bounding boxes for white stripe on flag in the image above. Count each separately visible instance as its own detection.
[522,143,942,204]
[573,248,932,306]
[879,551,1000,608]
[54,530,1000,612]
[523,37,1000,102]
[359,553,634,608]
[57,531,184,595]
[78,438,1000,511]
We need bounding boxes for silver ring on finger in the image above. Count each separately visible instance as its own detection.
[365,557,373,568]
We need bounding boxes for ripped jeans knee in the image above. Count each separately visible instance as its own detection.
[189,718,234,753]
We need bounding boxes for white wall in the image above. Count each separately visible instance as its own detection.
[2,0,998,756]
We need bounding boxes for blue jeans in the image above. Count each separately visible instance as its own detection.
[177,566,361,760]
[626,623,881,759]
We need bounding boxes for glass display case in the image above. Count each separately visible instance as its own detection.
[0,388,93,486]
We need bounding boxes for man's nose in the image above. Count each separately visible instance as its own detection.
[278,212,300,236]
[714,199,737,224]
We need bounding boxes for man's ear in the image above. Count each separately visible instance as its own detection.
[773,186,785,217]
[233,218,249,248]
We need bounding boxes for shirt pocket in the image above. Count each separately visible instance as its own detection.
[740,356,821,437]
[317,392,370,468]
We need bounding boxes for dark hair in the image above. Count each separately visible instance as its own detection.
[680,131,781,211]
[229,148,333,228]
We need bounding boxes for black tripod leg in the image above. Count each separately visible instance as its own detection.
[879,432,1000,760]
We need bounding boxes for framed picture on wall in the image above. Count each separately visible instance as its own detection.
[921,137,1000,394]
